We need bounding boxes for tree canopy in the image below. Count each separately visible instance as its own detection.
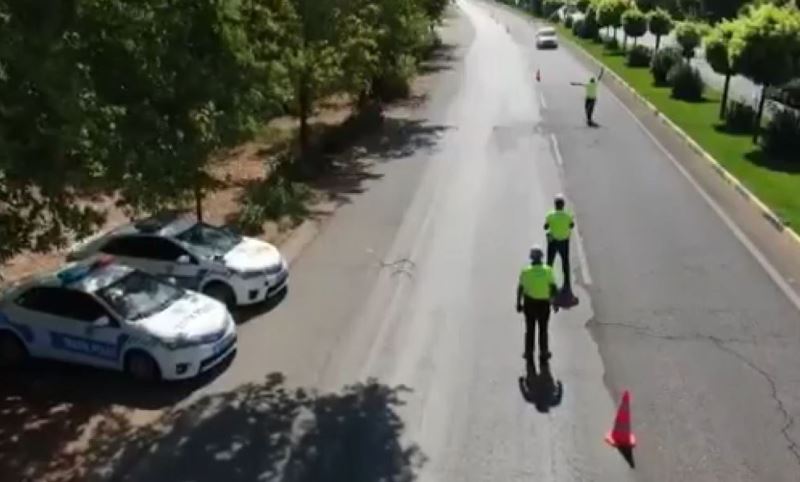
[674,20,708,58]
[623,8,649,42]
[597,0,631,29]
[0,0,448,264]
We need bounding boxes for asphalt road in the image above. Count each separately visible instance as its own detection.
[12,1,800,481]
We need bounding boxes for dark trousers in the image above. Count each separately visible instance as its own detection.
[547,238,571,294]
[524,298,551,361]
[585,98,596,124]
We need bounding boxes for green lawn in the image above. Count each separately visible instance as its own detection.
[555,24,800,231]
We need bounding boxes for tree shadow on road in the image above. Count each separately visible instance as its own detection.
[81,374,424,482]
[0,356,233,482]
[311,117,451,209]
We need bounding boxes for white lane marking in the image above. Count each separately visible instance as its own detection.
[539,91,548,110]
[550,133,564,166]
[605,82,800,313]
[573,224,593,286]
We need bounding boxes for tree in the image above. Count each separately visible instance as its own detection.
[674,20,706,60]
[701,0,748,21]
[704,19,740,118]
[596,0,630,40]
[577,0,591,12]
[78,0,292,221]
[648,7,673,50]
[622,8,648,47]
[729,3,800,142]
[0,0,112,263]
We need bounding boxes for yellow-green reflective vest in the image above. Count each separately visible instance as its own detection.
[546,210,573,241]
[520,264,554,300]
[586,82,598,99]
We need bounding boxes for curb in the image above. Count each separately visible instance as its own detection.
[557,30,800,248]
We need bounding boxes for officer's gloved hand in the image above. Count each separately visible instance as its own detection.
[516,303,523,313]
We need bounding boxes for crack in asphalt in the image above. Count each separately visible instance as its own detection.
[591,320,800,468]
[379,257,417,278]
[709,339,800,469]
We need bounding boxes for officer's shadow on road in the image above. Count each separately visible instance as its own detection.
[518,361,564,413]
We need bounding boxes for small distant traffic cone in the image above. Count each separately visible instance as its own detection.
[605,390,637,448]
[536,69,541,82]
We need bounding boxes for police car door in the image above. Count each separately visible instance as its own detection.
[28,287,123,368]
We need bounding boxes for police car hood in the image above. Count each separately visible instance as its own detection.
[138,292,228,340]
[223,237,282,272]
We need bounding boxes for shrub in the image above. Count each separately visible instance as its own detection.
[236,176,312,234]
[651,46,682,85]
[572,18,585,36]
[565,15,574,28]
[627,44,653,67]
[668,62,704,101]
[544,0,565,18]
[374,54,416,101]
[604,36,620,50]
[762,108,800,161]
[724,100,756,133]
[583,6,601,40]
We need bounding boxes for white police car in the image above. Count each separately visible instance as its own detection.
[68,212,289,307]
[0,256,237,381]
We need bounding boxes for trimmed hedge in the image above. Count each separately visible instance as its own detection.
[651,46,682,85]
[668,62,704,101]
[627,44,653,67]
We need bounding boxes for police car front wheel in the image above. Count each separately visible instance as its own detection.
[125,351,161,382]
[203,283,236,308]
[0,332,28,368]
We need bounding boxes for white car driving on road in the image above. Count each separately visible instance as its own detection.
[536,27,558,49]
[68,213,289,308]
[0,256,237,381]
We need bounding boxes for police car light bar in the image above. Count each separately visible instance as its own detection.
[57,255,115,284]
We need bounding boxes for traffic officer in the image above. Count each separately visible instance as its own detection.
[517,245,558,364]
[544,194,575,297]
[570,67,604,126]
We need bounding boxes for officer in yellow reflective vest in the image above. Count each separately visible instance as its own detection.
[544,194,575,297]
[517,245,558,364]
[570,67,604,126]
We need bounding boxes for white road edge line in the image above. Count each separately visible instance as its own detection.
[605,85,800,313]
[539,91,548,110]
[550,133,563,166]
[572,225,593,286]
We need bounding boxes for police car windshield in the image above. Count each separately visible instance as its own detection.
[97,271,184,321]
[176,223,241,258]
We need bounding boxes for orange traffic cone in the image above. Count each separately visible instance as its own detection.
[605,390,637,448]
[536,69,541,82]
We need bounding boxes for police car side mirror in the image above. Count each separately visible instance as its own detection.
[177,255,191,264]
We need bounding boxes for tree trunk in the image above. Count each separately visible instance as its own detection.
[194,182,203,223]
[298,72,310,159]
[655,34,661,51]
[719,73,731,119]
[753,84,768,144]
[623,32,627,51]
